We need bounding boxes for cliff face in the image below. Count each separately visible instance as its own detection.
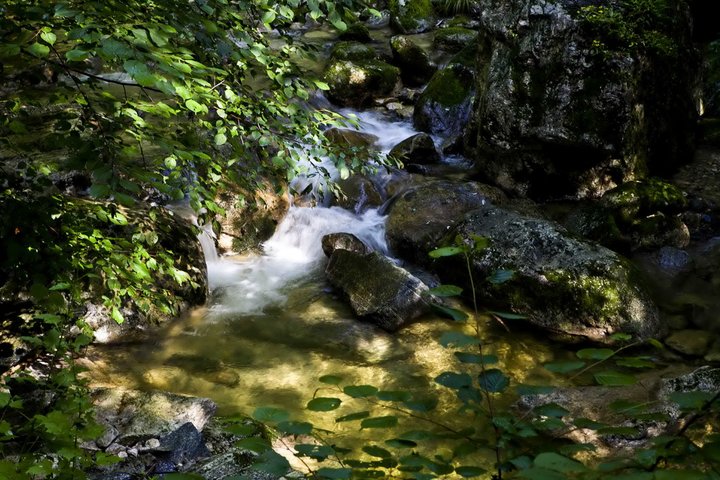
[464,0,698,200]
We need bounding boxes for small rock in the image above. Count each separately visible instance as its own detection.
[96,425,120,449]
[105,443,126,455]
[322,233,369,257]
[389,133,441,166]
[665,329,714,356]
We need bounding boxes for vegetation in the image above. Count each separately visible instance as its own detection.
[0,0,381,476]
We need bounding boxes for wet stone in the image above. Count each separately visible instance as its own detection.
[664,329,715,356]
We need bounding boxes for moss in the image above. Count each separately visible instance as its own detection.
[602,178,687,221]
[433,27,478,53]
[330,41,378,62]
[420,64,473,107]
[389,0,435,33]
[544,270,625,321]
[338,23,371,43]
[324,60,400,107]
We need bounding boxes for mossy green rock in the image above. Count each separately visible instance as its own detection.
[338,22,372,43]
[440,205,662,342]
[330,41,378,62]
[323,59,400,107]
[413,63,475,137]
[433,27,478,53]
[385,180,506,263]
[325,250,433,331]
[390,35,437,86]
[601,178,688,222]
[389,0,436,34]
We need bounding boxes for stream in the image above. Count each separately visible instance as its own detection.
[83,109,563,457]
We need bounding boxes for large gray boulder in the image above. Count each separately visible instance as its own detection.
[442,205,662,342]
[386,180,507,263]
[466,0,697,199]
[325,249,434,331]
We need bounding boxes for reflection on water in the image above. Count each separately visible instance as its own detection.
[83,202,560,453]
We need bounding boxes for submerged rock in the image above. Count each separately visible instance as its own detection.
[338,22,372,43]
[325,250,433,331]
[390,35,437,86]
[442,205,662,342]
[92,388,216,446]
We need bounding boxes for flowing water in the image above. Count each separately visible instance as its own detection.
[83,110,563,470]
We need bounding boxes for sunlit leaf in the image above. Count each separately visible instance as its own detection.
[307,397,341,411]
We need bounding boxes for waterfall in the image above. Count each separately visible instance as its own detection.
[198,223,219,264]
[206,206,388,316]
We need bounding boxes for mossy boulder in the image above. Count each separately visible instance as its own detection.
[413,63,475,138]
[216,181,290,255]
[389,133,441,166]
[325,250,434,331]
[332,174,384,212]
[338,22,372,43]
[389,0,436,34]
[385,180,506,263]
[390,35,437,86]
[433,27,478,53]
[566,179,690,251]
[442,206,662,342]
[323,59,400,107]
[466,0,697,199]
[329,41,378,62]
[324,127,379,149]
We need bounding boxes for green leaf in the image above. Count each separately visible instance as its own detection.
[316,468,352,479]
[27,42,50,58]
[40,31,57,45]
[533,452,587,473]
[403,396,438,412]
[235,436,271,453]
[111,307,124,324]
[319,374,343,385]
[428,285,463,297]
[669,391,715,410]
[295,444,335,460]
[431,304,469,322]
[576,348,615,360]
[455,466,487,477]
[0,392,10,408]
[336,411,370,423]
[343,385,378,398]
[215,133,227,146]
[478,369,509,393]
[487,310,527,320]
[361,416,398,429]
[314,80,330,90]
[518,467,567,480]
[185,99,207,114]
[543,360,586,374]
[255,450,290,476]
[435,372,472,389]
[593,370,637,386]
[362,445,392,458]
[615,356,655,369]
[65,49,88,61]
[0,44,21,58]
[454,352,498,365]
[377,390,412,402]
[429,246,464,258]
[307,397,341,411]
[488,269,514,285]
[276,421,312,435]
[262,10,277,24]
[438,331,478,348]
[533,403,570,418]
[385,438,417,448]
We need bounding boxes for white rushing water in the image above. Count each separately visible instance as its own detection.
[206,206,388,316]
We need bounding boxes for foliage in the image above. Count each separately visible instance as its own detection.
[0,0,383,477]
[577,0,678,57]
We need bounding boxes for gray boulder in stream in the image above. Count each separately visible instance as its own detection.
[325,249,433,331]
[441,205,662,342]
